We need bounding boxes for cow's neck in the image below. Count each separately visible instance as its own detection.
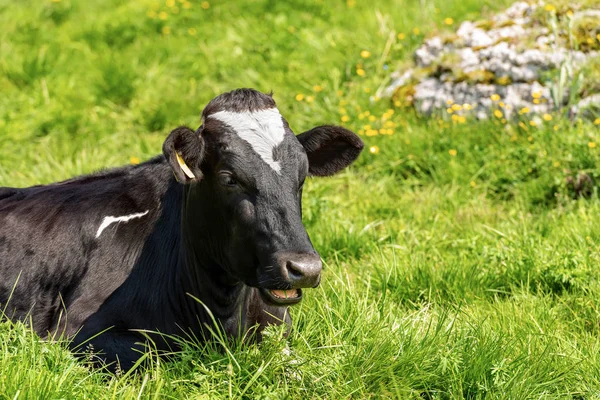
[175,183,249,334]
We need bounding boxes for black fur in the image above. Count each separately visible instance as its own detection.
[0,88,363,372]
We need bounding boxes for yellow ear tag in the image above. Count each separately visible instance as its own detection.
[176,153,196,180]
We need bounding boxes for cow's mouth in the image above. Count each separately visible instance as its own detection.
[259,288,303,305]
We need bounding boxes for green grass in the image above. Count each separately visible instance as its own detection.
[2,0,600,398]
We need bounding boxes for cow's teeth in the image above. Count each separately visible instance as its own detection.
[271,289,298,299]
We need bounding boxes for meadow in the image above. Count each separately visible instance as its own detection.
[2,0,600,398]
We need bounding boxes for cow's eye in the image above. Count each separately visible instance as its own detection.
[219,172,239,187]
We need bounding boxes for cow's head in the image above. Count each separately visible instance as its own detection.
[163,89,363,306]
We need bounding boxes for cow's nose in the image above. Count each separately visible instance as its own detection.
[278,252,322,288]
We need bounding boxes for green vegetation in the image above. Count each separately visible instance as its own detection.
[2,0,600,398]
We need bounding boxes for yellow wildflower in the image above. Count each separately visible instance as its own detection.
[182,1,191,8]
[313,85,323,92]
[341,115,350,122]
[447,108,454,114]
[470,181,476,187]
[147,10,157,18]
[457,116,466,123]
[356,68,366,76]
[444,18,454,25]
[519,107,530,114]
[130,156,141,165]
[347,0,356,7]
[490,94,500,101]
[494,110,503,118]
[336,90,343,97]
[295,93,305,101]
[553,161,560,167]
[501,118,507,124]
[366,129,378,136]
[532,92,542,99]
[368,115,376,122]
[386,129,394,135]
[369,146,380,154]
[594,118,600,125]
[499,102,505,108]
[448,149,457,156]
[201,1,210,9]
[463,104,472,110]
[158,11,168,19]
[162,26,171,34]
[364,87,371,93]
[306,96,314,103]
[589,142,597,148]
[446,99,454,105]
[188,28,197,35]
[543,114,552,121]
[360,50,371,58]
[451,104,462,111]
[166,0,175,7]
[529,120,537,127]
[413,27,420,35]
[533,99,540,104]
[397,33,406,40]
[544,4,556,11]
[566,10,573,17]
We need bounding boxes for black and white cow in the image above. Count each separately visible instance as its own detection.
[0,88,363,371]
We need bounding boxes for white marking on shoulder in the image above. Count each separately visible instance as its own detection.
[95,210,150,238]
[209,108,285,173]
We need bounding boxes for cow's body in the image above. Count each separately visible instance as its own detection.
[0,89,363,371]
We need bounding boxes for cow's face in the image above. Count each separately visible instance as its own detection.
[163,89,363,306]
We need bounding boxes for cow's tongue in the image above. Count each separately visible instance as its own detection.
[270,289,299,299]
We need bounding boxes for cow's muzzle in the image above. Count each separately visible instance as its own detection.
[277,252,322,289]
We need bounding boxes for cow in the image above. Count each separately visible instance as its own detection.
[0,88,364,371]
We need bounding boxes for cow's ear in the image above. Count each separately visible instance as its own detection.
[296,125,364,177]
[163,126,204,184]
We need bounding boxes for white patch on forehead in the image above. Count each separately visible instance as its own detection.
[209,108,285,173]
[95,210,149,238]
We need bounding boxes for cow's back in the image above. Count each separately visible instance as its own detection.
[0,157,173,336]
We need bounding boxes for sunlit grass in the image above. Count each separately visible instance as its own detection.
[3,0,600,398]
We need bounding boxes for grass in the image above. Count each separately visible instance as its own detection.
[2,0,600,398]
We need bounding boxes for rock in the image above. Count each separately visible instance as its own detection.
[382,70,414,98]
[570,94,600,117]
[380,0,599,120]
[457,22,495,48]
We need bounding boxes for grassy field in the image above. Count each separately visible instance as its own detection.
[2,0,600,398]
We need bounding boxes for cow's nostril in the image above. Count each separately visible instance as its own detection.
[286,261,304,280]
[276,252,322,288]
